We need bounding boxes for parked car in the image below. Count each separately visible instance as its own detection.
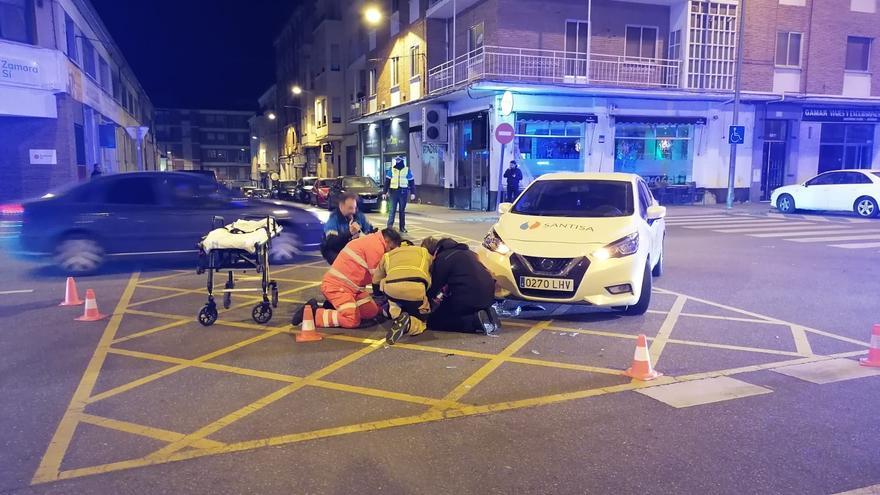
[310,178,333,209]
[14,172,324,274]
[772,169,880,218]
[327,175,382,212]
[478,172,666,316]
[294,176,319,203]
[275,180,299,201]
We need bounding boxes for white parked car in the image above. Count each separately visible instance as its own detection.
[478,172,666,316]
[771,169,880,218]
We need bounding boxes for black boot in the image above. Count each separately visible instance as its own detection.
[386,313,411,345]
[291,298,319,326]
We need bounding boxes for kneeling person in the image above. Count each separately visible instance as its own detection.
[373,240,432,345]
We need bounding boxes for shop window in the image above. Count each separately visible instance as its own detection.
[625,26,658,59]
[846,36,872,71]
[776,32,802,67]
[818,123,874,172]
[515,118,584,177]
[0,0,33,44]
[614,123,694,184]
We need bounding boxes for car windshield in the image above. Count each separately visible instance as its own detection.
[512,179,635,217]
[343,177,377,188]
[303,178,317,186]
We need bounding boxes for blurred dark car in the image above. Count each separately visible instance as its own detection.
[310,178,333,209]
[179,169,218,182]
[275,180,299,201]
[294,176,319,203]
[328,176,382,212]
[16,172,324,274]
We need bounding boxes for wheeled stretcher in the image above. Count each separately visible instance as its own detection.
[196,216,281,326]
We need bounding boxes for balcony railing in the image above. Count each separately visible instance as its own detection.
[349,96,378,121]
[427,46,681,94]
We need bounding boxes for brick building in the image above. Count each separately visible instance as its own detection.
[0,0,156,203]
[276,0,880,209]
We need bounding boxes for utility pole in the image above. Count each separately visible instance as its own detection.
[726,0,746,209]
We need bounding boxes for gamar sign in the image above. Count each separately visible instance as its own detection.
[802,107,880,123]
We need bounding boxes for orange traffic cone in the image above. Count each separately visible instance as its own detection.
[859,324,880,368]
[75,289,107,322]
[623,334,662,381]
[59,277,84,306]
[295,305,322,342]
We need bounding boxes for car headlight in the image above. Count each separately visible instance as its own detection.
[592,233,639,261]
[482,228,511,255]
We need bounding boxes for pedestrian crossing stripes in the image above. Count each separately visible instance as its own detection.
[667,213,880,251]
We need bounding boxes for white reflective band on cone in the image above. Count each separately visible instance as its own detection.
[301,318,315,332]
[635,346,650,362]
[84,299,97,310]
[871,334,880,348]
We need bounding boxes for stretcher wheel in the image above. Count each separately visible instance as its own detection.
[271,283,279,308]
[252,303,272,324]
[198,305,218,326]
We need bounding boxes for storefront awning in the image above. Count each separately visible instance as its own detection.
[613,115,708,125]
[516,112,598,123]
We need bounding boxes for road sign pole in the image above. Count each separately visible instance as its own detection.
[726,0,746,210]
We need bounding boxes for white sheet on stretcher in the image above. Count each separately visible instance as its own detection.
[200,218,283,254]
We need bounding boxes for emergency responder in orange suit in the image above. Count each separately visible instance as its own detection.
[292,228,402,329]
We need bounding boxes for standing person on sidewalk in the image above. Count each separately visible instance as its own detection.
[502,160,523,202]
[384,156,415,233]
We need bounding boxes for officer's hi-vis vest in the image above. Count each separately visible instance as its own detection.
[379,245,431,302]
[389,165,410,189]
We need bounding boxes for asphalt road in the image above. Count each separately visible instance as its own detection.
[0,205,878,495]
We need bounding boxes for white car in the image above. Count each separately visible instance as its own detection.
[478,172,666,316]
[771,169,880,218]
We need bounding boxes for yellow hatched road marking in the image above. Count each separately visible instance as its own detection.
[648,295,686,364]
[78,414,224,450]
[791,325,814,356]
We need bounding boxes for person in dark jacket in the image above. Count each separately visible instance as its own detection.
[320,191,375,264]
[420,237,500,334]
[502,160,523,202]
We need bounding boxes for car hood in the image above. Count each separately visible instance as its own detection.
[345,187,381,195]
[495,212,639,256]
[772,184,801,196]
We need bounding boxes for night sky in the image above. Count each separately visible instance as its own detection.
[89,0,299,111]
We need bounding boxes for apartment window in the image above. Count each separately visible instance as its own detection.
[392,0,400,12]
[669,30,682,60]
[65,14,78,61]
[409,0,420,24]
[468,22,484,52]
[99,57,111,92]
[82,39,97,79]
[330,43,341,71]
[369,68,377,96]
[775,32,802,67]
[625,26,658,59]
[0,0,33,44]
[316,98,327,127]
[846,36,872,71]
[410,45,420,78]
[331,97,342,123]
[391,57,400,87]
[819,124,874,172]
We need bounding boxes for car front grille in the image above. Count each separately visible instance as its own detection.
[510,255,590,299]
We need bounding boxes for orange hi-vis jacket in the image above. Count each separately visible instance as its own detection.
[323,231,387,290]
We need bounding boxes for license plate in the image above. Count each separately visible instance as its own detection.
[362,198,377,204]
[519,276,574,292]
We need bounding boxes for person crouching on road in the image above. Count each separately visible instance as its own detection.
[420,237,501,335]
[321,191,375,264]
[292,228,403,329]
[373,240,433,345]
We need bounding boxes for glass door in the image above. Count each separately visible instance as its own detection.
[469,151,490,211]
[564,20,589,80]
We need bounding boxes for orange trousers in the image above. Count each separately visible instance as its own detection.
[316,280,380,328]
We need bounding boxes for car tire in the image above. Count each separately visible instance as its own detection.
[55,234,105,275]
[777,194,797,214]
[621,264,652,316]
[651,238,664,278]
[269,231,301,264]
[854,196,879,218]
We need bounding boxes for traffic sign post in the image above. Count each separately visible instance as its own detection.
[495,123,515,209]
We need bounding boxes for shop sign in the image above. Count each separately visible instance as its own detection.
[802,107,880,123]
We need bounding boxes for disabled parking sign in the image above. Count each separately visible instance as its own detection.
[728,125,745,145]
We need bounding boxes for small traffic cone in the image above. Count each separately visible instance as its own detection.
[59,277,83,306]
[623,334,662,381]
[75,289,107,322]
[859,324,880,368]
[295,305,322,342]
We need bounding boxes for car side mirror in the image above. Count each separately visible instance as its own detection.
[498,202,512,215]
[647,205,667,220]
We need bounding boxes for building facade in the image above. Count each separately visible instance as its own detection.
[154,108,255,182]
[0,0,156,203]
[276,0,880,209]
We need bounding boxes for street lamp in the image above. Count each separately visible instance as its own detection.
[291,85,303,95]
[363,5,382,26]
[267,112,277,120]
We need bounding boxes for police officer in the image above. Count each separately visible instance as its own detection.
[384,156,415,233]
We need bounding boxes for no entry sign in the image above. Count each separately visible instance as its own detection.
[495,123,515,145]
